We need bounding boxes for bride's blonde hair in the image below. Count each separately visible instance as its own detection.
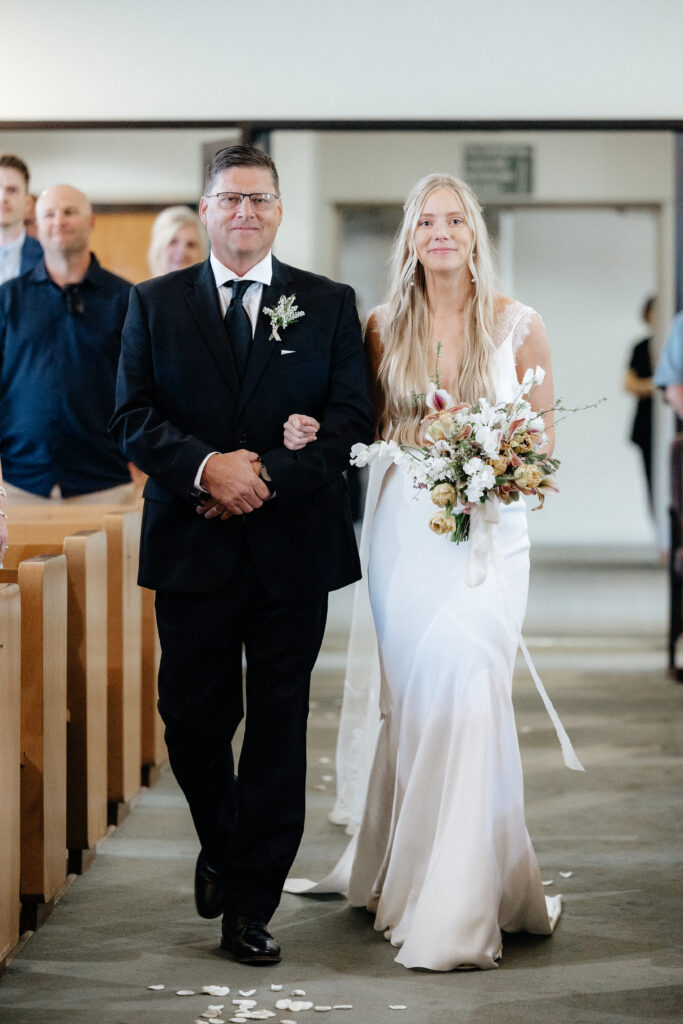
[378,173,497,444]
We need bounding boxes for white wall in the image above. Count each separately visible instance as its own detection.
[2,0,683,122]
[510,208,658,548]
[0,129,240,203]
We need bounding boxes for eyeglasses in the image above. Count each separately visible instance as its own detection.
[204,191,279,210]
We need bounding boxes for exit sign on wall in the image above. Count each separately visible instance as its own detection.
[464,145,534,198]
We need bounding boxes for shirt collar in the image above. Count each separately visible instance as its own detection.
[209,250,272,290]
[0,230,26,257]
[32,252,102,286]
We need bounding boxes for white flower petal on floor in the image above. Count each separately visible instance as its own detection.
[176,989,195,995]
[204,986,231,997]
[559,870,573,878]
[389,1006,408,1010]
[542,879,554,886]
[270,984,284,991]
[314,1007,332,1012]
[291,989,306,995]
[147,984,164,990]
[239,990,256,997]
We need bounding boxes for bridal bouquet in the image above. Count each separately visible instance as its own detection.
[350,366,559,544]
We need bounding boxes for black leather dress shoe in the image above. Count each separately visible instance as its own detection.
[194,856,224,919]
[221,916,282,964]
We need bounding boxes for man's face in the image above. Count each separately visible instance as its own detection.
[36,185,94,258]
[199,166,282,273]
[0,167,29,233]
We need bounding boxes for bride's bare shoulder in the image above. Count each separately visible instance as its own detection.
[364,304,388,357]
[366,303,389,334]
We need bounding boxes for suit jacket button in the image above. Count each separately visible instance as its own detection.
[238,434,247,445]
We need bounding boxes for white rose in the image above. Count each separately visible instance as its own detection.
[463,456,484,476]
[350,443,371,467]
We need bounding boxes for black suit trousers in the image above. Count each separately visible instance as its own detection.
[154,541,328,922]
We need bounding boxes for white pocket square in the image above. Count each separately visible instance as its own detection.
[280,349,296,355]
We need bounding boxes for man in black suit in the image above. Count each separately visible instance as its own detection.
[0,155,42,284]
[110,145,374,964]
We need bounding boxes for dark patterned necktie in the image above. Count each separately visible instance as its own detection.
[225,279,255,378]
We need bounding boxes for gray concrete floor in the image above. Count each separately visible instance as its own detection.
[1,552,682,1024]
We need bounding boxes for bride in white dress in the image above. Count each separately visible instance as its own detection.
[284,173,565,971]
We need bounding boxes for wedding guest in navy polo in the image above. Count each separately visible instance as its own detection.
[0,184,134,503]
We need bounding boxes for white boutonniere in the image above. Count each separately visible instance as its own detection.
[262,294,305,342]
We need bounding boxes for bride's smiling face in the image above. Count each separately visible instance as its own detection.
[414,187,473,275]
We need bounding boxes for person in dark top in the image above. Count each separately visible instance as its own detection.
[0,184,133,502]
[624,296,656,511]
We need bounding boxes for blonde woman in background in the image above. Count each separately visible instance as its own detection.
[147,206,208,277]
[284,174,566,971]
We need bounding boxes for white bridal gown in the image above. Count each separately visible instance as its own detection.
[289,302,569,970]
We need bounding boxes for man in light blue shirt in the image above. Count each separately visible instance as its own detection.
[0,154,42,285]
[654,310,683,418]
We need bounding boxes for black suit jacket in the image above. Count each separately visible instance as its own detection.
[110,256,374,599]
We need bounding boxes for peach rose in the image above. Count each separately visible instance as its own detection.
[428,511,456,535]
[431,482,457,508]
[427,413,453,443]
[511,431,533,453]
[513,464,544,490]
[490,454,509,476]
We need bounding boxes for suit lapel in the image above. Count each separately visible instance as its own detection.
[237,257,292,414]
[183,260,240,401]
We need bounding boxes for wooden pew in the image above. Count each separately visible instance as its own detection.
[0,555,68,932]
[9,504,166,790]
[4,531,108,873]
[0,583,21,971]
[9,508,148,824]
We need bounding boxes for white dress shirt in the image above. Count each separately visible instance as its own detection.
[194,250,274,490]
[209,249,273,332]
[0,231,26,285]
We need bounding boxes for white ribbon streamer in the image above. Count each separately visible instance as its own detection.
[465,498,501,587]
[467,504,585,773]
[518,634,585,772]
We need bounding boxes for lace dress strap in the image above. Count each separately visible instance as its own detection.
[494,300,543,358]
